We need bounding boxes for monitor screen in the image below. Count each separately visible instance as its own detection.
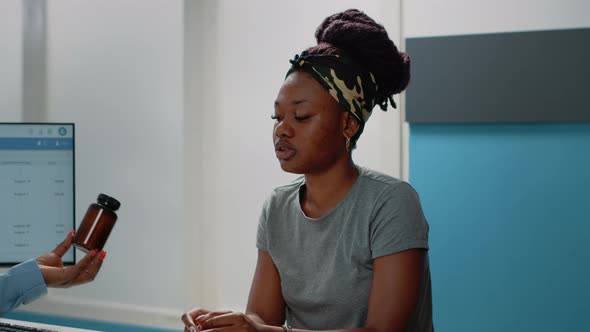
[0,123,75,266]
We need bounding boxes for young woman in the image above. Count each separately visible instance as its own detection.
[182,9,432,332]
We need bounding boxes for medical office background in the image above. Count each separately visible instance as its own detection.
[1,0,589,331]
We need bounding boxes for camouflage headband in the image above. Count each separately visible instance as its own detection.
[286,53,395,124]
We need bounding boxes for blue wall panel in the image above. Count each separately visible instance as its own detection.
[409,123,590,332]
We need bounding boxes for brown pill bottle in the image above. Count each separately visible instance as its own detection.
[73,193,121,252]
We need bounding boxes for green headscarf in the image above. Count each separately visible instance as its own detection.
[286,53,395,126]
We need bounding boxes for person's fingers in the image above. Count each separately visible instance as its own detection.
[39,265,67,287]
[201,328,240,332]
[63,250,105,287]
[52,230,75,258]
[200,312,243,330]
[181,308,210,329]
[56,249,98,287]
[196,311,233,325]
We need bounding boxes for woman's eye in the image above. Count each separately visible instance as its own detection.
[294,115,310,121]
[271,114,280,121]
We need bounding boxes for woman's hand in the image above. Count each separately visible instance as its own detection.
[199,311,264,331]
[36,231,106,288]
[181,308,228,332]
[182,308,210,332]
[181,309,263,332]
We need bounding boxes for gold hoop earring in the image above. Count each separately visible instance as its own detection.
[345,136,351,152]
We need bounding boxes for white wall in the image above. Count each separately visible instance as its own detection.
[19,0,187,329]
[46,0,185,306]
[187,0,404,311]
[0,0,22,121]
[404,0,590,38]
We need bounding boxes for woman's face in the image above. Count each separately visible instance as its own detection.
[273,70,350,174]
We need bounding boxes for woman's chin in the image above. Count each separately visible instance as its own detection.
[279,161,305,174]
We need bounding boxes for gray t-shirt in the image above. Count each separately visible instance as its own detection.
[257,166,433,331]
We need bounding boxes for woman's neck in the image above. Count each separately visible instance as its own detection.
[301,158,360,218]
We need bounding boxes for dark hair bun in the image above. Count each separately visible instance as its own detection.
[306,9,410,102]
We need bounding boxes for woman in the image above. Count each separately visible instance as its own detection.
[183,9,432,332]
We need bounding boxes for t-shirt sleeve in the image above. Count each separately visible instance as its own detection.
[370,181,429,259]
[256,196,270,252]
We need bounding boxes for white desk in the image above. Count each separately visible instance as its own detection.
[0,318,101,332]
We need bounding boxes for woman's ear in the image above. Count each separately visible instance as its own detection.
[342,112,361,139]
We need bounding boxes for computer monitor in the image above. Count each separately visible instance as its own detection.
[0,123,76,266]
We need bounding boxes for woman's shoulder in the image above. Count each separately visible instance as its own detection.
[358,166,403,187]
[357,166,419,197]
[357,167,425,221]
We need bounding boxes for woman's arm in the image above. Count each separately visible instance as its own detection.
[246,250,286,325]
[364,249,425,332]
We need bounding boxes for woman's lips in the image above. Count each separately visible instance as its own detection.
[274,140,296,160]
[275,147,296,160]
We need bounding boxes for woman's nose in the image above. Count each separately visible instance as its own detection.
[274,118,294,138]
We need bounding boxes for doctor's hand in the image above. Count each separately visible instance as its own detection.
[36,230,106,288]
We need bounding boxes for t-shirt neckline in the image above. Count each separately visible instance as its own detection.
[296,165,364,221]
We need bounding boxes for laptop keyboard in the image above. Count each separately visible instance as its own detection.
[0,321,58,332]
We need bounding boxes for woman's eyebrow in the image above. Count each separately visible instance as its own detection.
[274,99,309,108]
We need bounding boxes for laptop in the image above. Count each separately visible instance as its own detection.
[0,318,100,332]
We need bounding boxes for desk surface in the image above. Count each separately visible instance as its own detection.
[0,318,101,332]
